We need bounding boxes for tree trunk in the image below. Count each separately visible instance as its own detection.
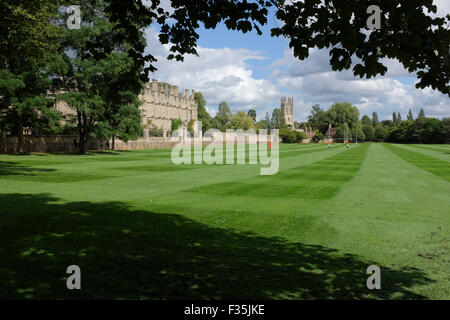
[112,134,115,150]
[17,113,24,153]
[77,110,87,154]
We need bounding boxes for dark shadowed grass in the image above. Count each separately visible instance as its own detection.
[0,143,448,299]
[0,161,109,183]
[0,161,56,176]
[0,193,431,300]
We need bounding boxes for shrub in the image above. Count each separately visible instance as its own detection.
[146,120,163,137]
[295,130,307,143]
[312,132,324,143]
[279,128,297,143]
[171,119,182,132]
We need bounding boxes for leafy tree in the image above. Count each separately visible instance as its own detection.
[440,118,450,144]
[55,1,144,153]
[194,92,206,109]
[374,126,388,141]
[307,104,329,133]
[187,119,194,136]
[381,120,393,128]
[214,101,232,131]
[255,120,268,130]
[412,113,427,143]
[171,119,182,132]
[58,59,106,154]
[96,52,144,150]
[353,121,366,141]
[388,121,414,143]
[362,124,375,141]
[361,115,372,127]
[0,0,61,152]
[418,108,426,120]
[397,112,402,123]
[271,108,286,129]
[424,118,443,144]
[336,123,352,140]
[194,92,213,133]
[230,111,255,130]
[247,109,256,122]
[407,109,414,121]
[264,112,272,129]
[294,121,304,129]
[392,112,397,123]
[327,102,359,130]
[372,112,379,127]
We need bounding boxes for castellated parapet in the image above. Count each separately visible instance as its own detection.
[140,79,198,136]
[55,79,198,137]
[281,97,294,128]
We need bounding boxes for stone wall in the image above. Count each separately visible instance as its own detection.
[0,134,275,154]
[0,136,180,154]
[0,136,103,154]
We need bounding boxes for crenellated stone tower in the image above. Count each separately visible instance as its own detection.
[281,97,294,128]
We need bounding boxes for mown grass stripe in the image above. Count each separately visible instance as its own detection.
[404,144,450,155]
[383,144,450,182]
[186,144,369,200]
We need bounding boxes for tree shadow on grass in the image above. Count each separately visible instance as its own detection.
[0,193,433,300]
[0,161,56,177]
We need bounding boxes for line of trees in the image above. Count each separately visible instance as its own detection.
[194,91,297,133]
[305,102,365,141]
[373,109,449,144]
[304,102,449,144]
[193,92,307,143]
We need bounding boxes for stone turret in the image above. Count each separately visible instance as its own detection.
[281,96,294,128]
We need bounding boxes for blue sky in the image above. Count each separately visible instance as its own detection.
[145,1,449,122]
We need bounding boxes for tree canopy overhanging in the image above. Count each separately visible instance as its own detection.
[105,0,449,96]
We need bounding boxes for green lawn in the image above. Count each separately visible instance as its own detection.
[0,143,449,299]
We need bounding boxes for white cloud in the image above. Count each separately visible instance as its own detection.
[143,1,449,122]
[145,27,280,118]
[271,44,449,121]
[430,0,450,19]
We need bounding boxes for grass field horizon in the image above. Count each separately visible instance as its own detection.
[1,142,449,299]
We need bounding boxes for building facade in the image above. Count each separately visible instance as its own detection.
[139,80,198,137]
[55,79,198,137]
